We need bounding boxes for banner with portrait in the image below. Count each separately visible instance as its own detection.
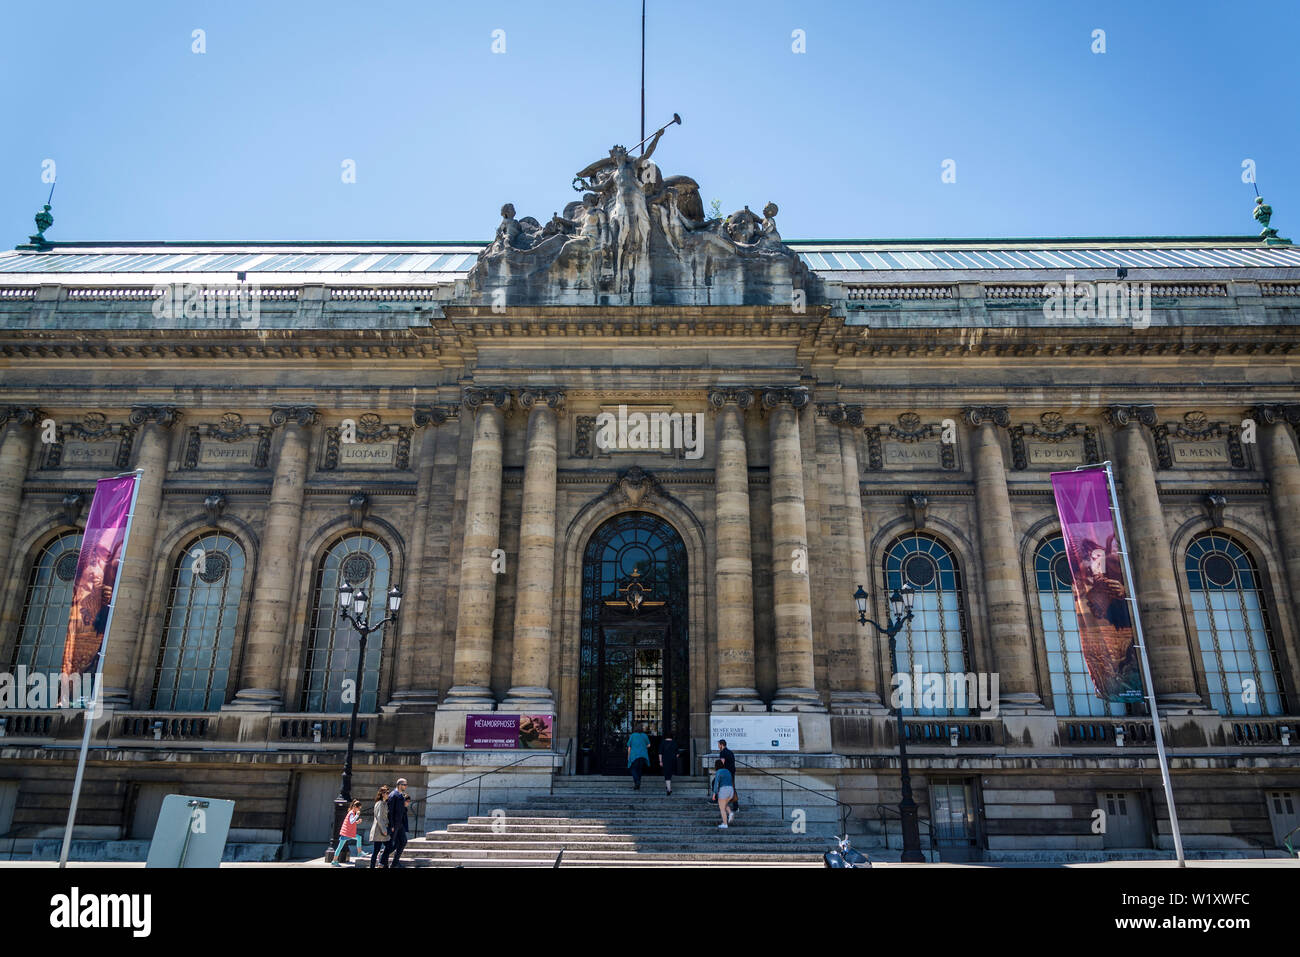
[1050,468,1144,703]
[61,474,138,686]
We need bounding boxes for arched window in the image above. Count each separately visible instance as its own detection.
[1035,536,1124,717]
[1186,533,1287,716]
[300,533,392,713]
[883,533,971,715]
[151,531,247,711]
[10,531,83,674]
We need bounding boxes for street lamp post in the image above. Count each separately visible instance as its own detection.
[325,581,402,863]
[854,582,924,863]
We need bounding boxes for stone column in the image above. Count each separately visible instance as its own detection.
[1105,405,1202,707]
[227,406,316,711]
[385,405,455,711]
[503,390,564,713]
[442,388,511,709]
[964,407,1043,709]
[100,405,181,708]
[708,389,763,711]
[1254,405,1300,630]
[0,407,41,585]
[764,388,824,712]
[832,406,884,708]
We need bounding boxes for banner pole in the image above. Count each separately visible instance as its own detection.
[1100,461,1186,867]
[58,469,144,869]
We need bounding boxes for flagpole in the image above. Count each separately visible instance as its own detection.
[58,469,144,869]
[1099,461,1186,867]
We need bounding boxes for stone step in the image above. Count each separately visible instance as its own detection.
[356,858,823,868]
[425,834,826,848]
[448,823,800,835]
[396,846,828,863]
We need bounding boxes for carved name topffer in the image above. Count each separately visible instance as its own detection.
[760,387,810,410]
[462,388,512,413]
[816,403,864,427]
[962,406,1011,429]
[708,389,755,410]
[1009,412,1101,470]
[269,406,320,428]
[518,390,566,412]
[182,413,271,470]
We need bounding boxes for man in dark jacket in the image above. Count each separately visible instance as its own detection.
[380,777,410,868]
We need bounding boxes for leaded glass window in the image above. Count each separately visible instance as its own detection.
[1186,533,1287,716]
[300,533,391,713]
[151,532,246,711]
[10,531,83,675]
[883,533,970,715]
[1036,536,1124,717]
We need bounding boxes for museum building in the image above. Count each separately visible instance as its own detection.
[1,156,1299,860]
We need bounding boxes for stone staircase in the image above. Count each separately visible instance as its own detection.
[372,775,831,867]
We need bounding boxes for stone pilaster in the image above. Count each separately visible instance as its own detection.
[227,406,316,711]
[101,405,180,708]
[1104,405,1203,708]
[0,407,41,586]
[708,389,763,710]
[963,406,1043,710]
[442,387,511,709]
[502,390,565,712]
[385,405,457,711]
[763,387,824,712]
[825,405,884,710]
[1253,405,1300,632]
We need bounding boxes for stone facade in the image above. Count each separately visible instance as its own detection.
[1,226,1299,860]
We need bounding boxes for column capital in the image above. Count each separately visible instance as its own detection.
[759,386,810,410]
[962,406,1010,428]
[708,388,755,410]
[1103,404,1158,429]
[0,406,43,428]
[517,389,565,412]
[411,404,460,428]
[816,403,864,427]
[1251,403,1300,427]
[269,405,319,428]
[461,387,511,413]
[128,405,183,429]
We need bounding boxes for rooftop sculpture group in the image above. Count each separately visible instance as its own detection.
[464,115,820,307]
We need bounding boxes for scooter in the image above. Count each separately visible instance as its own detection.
[823,834,871,868]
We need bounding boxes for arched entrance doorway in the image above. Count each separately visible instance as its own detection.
[578,512,689,775]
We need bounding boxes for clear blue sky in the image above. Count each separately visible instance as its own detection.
[2,0,1295,243]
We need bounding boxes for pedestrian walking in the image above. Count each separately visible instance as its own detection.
[329,799,368,866]
[380,777,410,868]
[710,759,735,829]
[627,724,651,790]
[660,734,678,795]
[369,785,390,869]
[717,738,739,820]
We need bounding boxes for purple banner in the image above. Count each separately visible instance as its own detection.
[465,713,554,750]
[61,475,137,679]
[1050,468,1144,703]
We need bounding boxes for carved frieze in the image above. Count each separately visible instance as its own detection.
[322,413,412,470]
[1008,412,1101,470]
[41,412,137,471]
[865,412,957,471]
[182,413,271,470]
[1152,412,1246,470]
